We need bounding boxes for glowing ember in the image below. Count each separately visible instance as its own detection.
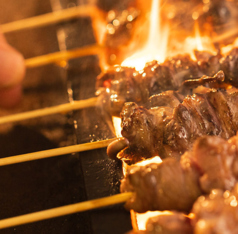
[121,0,169,71]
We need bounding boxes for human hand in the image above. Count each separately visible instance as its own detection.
[0,33,25,108]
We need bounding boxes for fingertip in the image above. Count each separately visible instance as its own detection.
[0,36,25,88]
[1,48,26,88]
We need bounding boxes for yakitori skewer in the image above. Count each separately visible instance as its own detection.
[0,192,133,230]
[0,97,97,125]
[0,5,103,34]
[0,137,116,166]
[25,44,104,68]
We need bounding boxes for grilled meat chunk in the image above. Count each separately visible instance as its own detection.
[121,157,202,213]
[119,102,173,163]
[145,212,193,234]
[97,49,238,116]
[192,185,238,234]
[118,72,238,163]
[221,48,238,87]
[192,136,237,193]
[128,212,193,234]
[121,134,238,213]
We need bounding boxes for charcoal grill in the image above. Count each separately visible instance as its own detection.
[0,0,132,233]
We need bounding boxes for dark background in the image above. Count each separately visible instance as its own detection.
[0,0,132,233]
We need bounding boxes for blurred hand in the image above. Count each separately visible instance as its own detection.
[0,33,25,108]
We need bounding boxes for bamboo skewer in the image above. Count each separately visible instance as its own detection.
[0,5,103,34]
[25,44,104,68]
[0,192,133,230]
[0,138,116,166]
[213,27,238,43]
[0,97,97,125]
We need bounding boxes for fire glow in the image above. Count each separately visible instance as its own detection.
[122,0,168,71]
[121,0,219,71]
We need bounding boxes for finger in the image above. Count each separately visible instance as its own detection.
[0,44,25,88]
[0,34,25,108]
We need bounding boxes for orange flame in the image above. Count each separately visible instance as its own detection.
[112,116,122,137]
[122,0,169,71]
[221,38,238,55]
[183,21,216,60]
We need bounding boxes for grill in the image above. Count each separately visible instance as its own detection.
[0,0,132,233]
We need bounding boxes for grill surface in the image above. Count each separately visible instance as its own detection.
[0,0,132,233]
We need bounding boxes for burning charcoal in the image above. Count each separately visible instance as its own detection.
[192,185,238,233]
[121,134,238,214]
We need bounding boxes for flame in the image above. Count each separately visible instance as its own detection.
[221,38,238,55]
[110,2,234,231]
[121,0,169,71]
[183,21,216,60]
[135,156,162,166]
[112,116,122,137]
[136,211,172,230]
